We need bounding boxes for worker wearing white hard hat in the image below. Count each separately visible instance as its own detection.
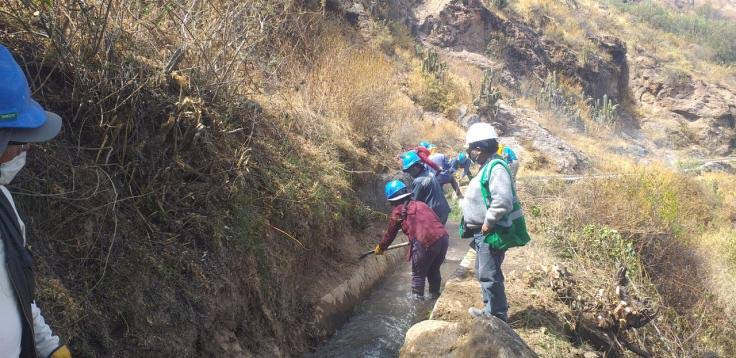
[460,122,526,322]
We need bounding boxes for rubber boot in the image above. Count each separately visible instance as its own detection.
[428,290,441,300]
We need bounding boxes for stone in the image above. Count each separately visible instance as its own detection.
[400,320,464,357]
[495,103,588,174]
[422,0,627,101]
[631,54,736,155]
[694,161,735,174]
[454,317,538,358]
[400,317,538,358]
[460,114,481,128]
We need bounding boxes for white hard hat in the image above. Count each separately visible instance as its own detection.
[465,122,498,146]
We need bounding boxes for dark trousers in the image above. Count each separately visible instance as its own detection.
[411,235,449,296]
[473,233,508,321]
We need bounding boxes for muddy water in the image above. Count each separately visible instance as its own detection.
[308,222,468,358]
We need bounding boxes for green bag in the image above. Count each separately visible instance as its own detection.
[459,216,474,238]
[475,159,531,250]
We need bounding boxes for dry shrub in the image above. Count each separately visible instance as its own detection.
[565,165,714,236]
[0,1,397,356]
[281,27,413,162]
[523,166,736,355]
[701,172,736,224]
[416,118,465,149]
[407,65,471,115]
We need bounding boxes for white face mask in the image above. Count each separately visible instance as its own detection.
[0,151,26,185]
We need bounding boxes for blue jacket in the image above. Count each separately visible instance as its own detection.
[451,158,473,180]
[411,169,451,224]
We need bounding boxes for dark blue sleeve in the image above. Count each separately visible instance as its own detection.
[442,156,451,170]
[463,161,472,178]
[411,177,430,202]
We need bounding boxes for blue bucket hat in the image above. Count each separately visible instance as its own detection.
[0,44,61,153]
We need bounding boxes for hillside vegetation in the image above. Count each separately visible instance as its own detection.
[2,0,736,356]
[0,1,438,356]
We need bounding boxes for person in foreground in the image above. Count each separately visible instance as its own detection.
[0,44,71,357]
[374,180,449,299]
[459,122,531,322]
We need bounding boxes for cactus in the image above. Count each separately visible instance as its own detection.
[415,44,424,56]
[537,71,567,109]
[474,69,502,119]
[589,94,619,124]
[421,49,447,82]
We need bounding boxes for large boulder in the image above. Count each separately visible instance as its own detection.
[400,317,538,358]
[400,320,464,357]
[456,318,539,358]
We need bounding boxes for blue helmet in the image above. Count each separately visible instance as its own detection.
[457,152,467,163]
[385,180,411,202]
[401,151,422,171]
[418,140,430,148]
[0,45,48,129]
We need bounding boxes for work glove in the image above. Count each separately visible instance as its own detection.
[50,345,72,358]
[373,244,384,255]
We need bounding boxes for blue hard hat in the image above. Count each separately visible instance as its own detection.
[418,140,430,148]
[401,151,422,171]
[385,180,411,202]
[457,152,467,163]
[0,45,47,129]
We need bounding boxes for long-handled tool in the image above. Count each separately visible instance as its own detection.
[359,242,410,259]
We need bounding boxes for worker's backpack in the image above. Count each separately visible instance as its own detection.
[459,159,531,250]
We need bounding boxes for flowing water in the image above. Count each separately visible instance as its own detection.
[308,223,468,358]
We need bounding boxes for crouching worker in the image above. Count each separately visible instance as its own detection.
[460,123,531,322]
[374,180,449,299]
[0,45,71,357]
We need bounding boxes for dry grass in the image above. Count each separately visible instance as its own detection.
[0,1,428,356]
[277,28,414,163]
[510,0,736,87]
[407,60,473,116]
[520,164,736,356]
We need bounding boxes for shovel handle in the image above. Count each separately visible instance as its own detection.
[359,241,410,259]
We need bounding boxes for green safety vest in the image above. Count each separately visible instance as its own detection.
[459,159,531,250]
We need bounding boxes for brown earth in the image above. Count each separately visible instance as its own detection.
[415,233,599,357]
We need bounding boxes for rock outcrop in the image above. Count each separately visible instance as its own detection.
[329,0,422,28]
[631,53,736,155]
[495,103,589,174]
[420,0,628,101]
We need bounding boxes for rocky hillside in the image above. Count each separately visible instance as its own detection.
[2,0,735,356]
